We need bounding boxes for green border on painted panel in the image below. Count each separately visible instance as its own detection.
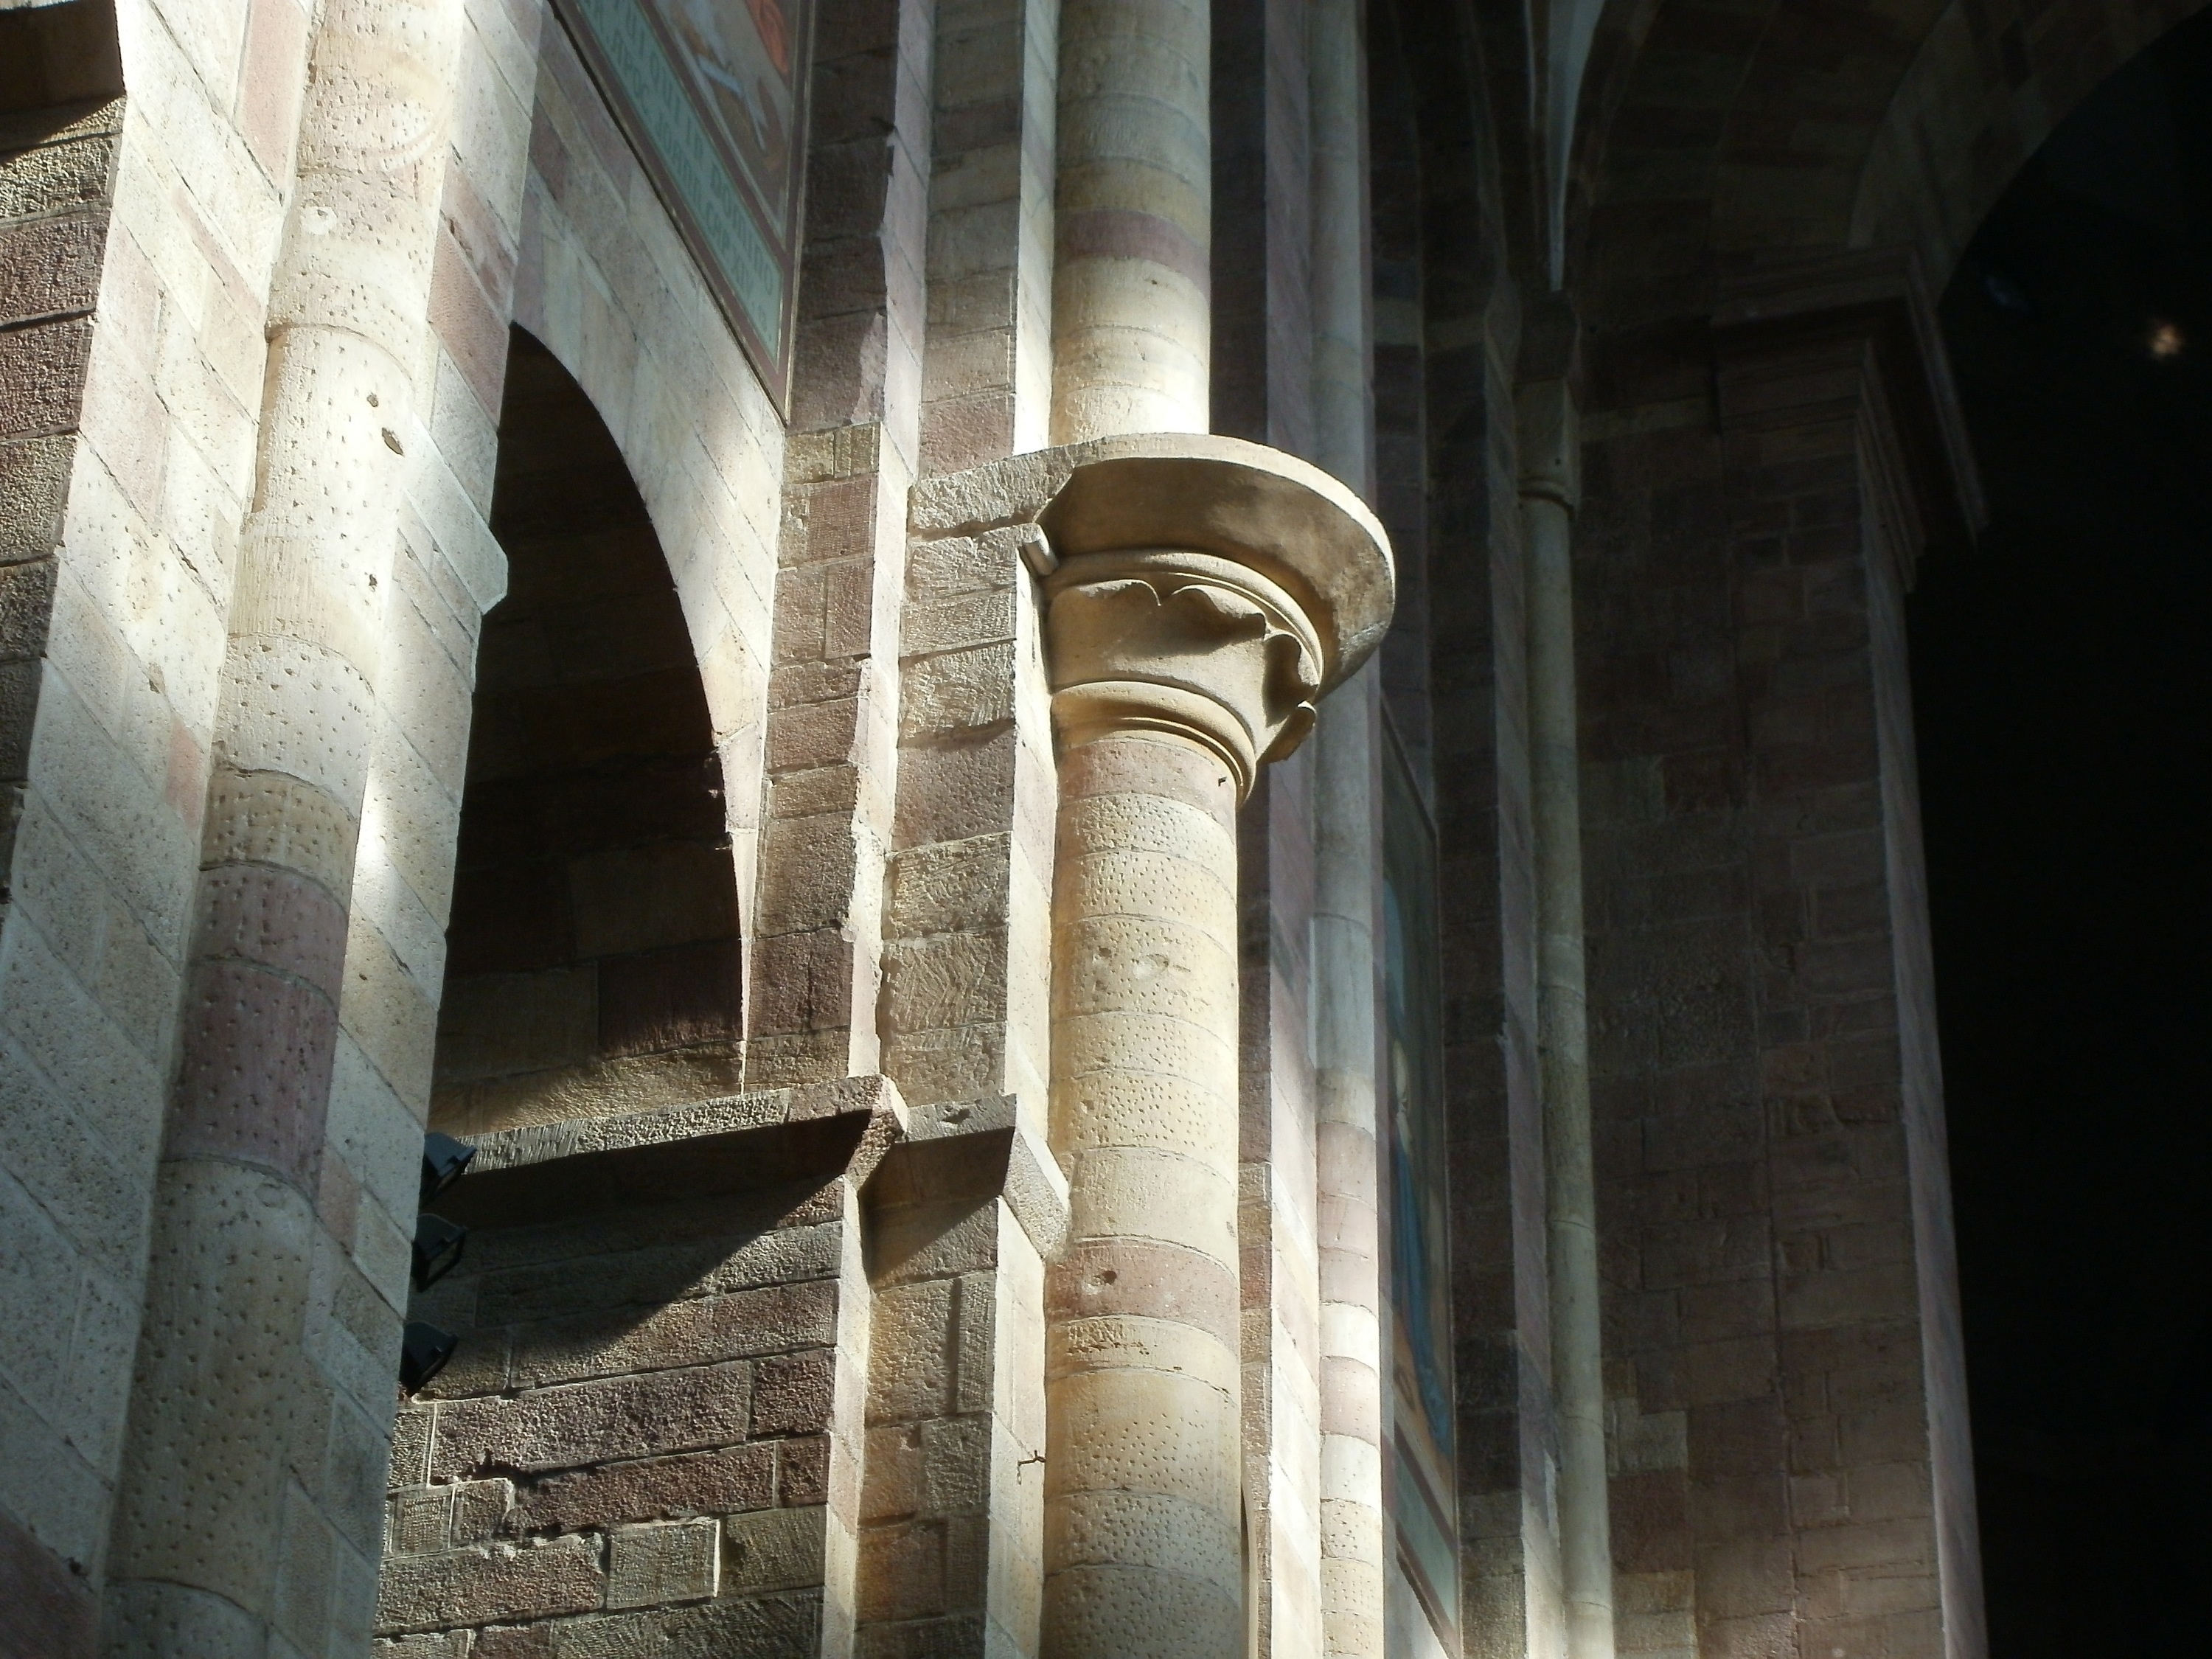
[1384,723,1463,1655]
[552,0,814,411]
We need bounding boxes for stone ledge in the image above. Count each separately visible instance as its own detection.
[872,1093,1071,1259]
[444,1076,909,1225]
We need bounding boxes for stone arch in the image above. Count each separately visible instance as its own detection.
[429,327,745,1136]
[507,7,790,949]
[1851,0,2212,286]
[1568,0,2212,326]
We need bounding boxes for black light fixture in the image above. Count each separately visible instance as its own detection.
[401,1132,476,1397]
[400,1322,459,1394]
[421,1131,476,1203]
[411,1211,469,1290]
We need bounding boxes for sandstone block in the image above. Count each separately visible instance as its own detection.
[898,641,1017,736]
[568,843,740,957]
[901,590,1017,657]
[723,1506,826,1594]
[0,316,92,441]
[470,1624,554,1658]
[867,1278,956,1422]
[509,1280,839,1389]
[0,135,114,223]
[509,1442,776,1534]
[375,1534,604,1635]
[751,1349,838,1439]
[605,1517,720,1609]
[373,1632,475,1658]
[546,1590,819,1658]
[880,931,1009,1038]
[883,835,1012,938]
[390,1486,455,1557]
[0,434,72,563]
[473,1220,841,1327]
[429,1363,757,1479]
[777,1436,831,1508]
[451,1479,515,1547]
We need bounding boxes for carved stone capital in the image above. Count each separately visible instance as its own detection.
[1031,435,1394,796]
[1044,549,1325,795]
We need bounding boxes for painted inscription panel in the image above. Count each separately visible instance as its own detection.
[553,0,813,404]
[1384,735,1461,1654]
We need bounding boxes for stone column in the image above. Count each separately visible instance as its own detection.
[1309,669,1385,1659]
[1051,0,1211,442]
[1517,373,1615,1659]
[101,0,465,1647]
[1307,4,1387,1653]
[1036,439,1392,1659]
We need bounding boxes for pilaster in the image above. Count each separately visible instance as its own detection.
[748,0,936,1088]
[1579,246,1986,1659]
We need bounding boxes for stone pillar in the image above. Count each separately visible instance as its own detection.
[1577,248,1986,1659]
[1307,4,1386,1653]
[1309,669,1385,1659]
[1517,372,1615,1659]
[102,0,464,1648]
[1035,439,1393,1659]
[748,0,934,1089]
[1051,0,1211,442]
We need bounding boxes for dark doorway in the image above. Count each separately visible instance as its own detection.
[1918,13,2212,1653]
[431,329,744,1136]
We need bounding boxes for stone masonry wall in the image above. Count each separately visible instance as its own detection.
[378,1092,889,1657]
[1371,1,1560,1653]
[512,7,787,981]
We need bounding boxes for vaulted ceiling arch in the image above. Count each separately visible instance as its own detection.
[1565,0,2212,329]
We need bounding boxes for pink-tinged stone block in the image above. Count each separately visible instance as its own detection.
[169,959,340,1187]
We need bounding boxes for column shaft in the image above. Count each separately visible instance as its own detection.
[1045,731,1248,1658]
[103,0,462,1647]
[1308,0,1370,497]
[1310,667,1385,1659]
[1520,380,1615,1659]
[1307,1,1385,1651]
[1045,0,1231,1635]
[1051,0,1212,442]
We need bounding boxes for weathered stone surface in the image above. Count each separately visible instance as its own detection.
[429,1364,759,1479]
[603,1517,719,1610]
[375,1534,605,1634]
[509,1445,778,1534]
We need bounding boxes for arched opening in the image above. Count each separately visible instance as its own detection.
[431,328,743,1136]
[1914,10,2212,1648]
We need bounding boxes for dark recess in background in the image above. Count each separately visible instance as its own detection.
[1919,10,2212,1652]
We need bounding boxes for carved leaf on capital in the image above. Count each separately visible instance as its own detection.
[1045,568,1322,768]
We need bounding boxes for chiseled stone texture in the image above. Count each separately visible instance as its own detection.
[1,0,286,1621]
[881,503,1055,1124]
[917,0,1057,474]
[1043,730,1249,1659]
[747,0,935,1093]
